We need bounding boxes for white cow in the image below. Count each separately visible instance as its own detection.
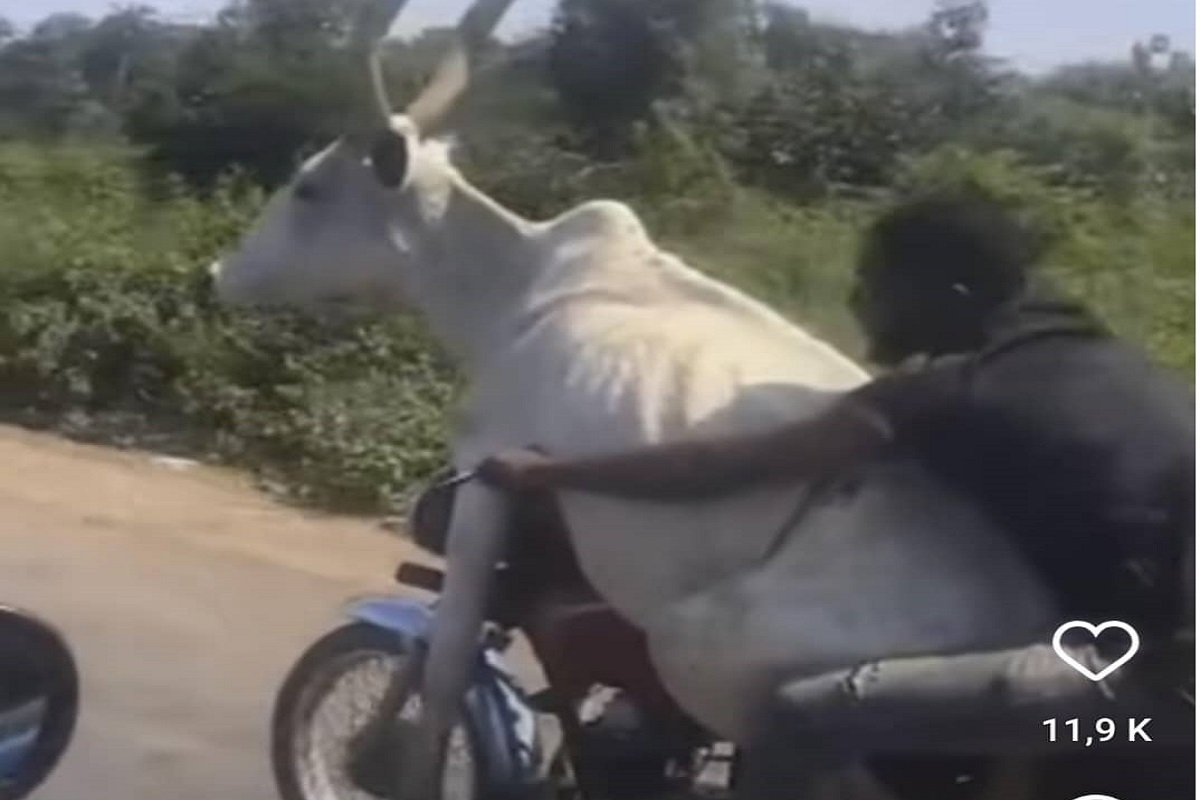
[211,0,1057,796]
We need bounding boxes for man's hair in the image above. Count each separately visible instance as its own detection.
[865,190,1044,306]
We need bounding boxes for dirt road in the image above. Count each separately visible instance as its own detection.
[0,424,426,799]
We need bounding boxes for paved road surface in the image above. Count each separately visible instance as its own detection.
[0,425,427,799]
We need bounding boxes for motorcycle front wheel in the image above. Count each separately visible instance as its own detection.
[271,622,487,800]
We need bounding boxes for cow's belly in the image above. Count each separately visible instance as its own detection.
[556,485,809,623]
[630,465,1058,740]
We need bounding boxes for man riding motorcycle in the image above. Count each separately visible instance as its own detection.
[477,192,1195,798]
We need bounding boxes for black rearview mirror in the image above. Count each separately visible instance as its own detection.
[0,606,79,800]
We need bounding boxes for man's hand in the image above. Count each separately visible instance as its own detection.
[476,447,554,492]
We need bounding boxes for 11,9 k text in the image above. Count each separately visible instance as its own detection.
[1043,717,1152,746]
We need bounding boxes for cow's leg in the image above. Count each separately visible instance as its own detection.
[399,481,512,800]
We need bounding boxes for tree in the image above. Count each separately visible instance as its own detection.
[924,0,988,60]
[914,0,1014,127]
[759,4,862,75]
[547,0,733,157]
[30,13,93,43]
[548,0,678,156]
[0,15,95,137]
[121,0,362,187]
[217,0,360,58]
[672,0,765,106]
[78,6,169,109]
[1044,35,1194,122]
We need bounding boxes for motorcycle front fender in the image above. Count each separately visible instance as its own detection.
[343,594,435,646]
[341,594,542,795]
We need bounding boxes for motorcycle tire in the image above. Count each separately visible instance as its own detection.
[271,622,490,800]
[0,606,79,800]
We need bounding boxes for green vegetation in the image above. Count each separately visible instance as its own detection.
[0,0,1192,512]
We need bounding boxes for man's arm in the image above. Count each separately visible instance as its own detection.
[476,359,970,500]
[530,401,888,500]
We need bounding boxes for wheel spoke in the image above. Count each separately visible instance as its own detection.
[285,645,478,800]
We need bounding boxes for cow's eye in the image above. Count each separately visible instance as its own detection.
[370,129,409,189]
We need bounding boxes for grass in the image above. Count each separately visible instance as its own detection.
[0,140,1192,512]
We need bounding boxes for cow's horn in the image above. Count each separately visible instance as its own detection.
[404,0,516,132]
[350,0,412,131]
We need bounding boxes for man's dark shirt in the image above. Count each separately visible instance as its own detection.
[852,294,1194,633]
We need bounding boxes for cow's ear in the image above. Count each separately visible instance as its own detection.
[369,128,409,189]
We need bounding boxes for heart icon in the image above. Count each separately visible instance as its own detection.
[1051,620,1140,682]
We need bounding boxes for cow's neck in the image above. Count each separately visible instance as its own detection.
[403,170,536,370]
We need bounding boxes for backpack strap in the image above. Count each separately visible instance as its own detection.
[974,300,1109,369]
[953,300,1110,398]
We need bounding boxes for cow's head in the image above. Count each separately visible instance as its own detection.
[210,0,516,317]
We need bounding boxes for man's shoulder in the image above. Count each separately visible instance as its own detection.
[978,320,1179,391]
[974,320,1193,445]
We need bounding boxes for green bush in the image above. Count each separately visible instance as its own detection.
[893,146,1195,372]
[0,138,1191,515]
[0,2,1191,521]
[0,143,455,511]
[658,146,1194,374]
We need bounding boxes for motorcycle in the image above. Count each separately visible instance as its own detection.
[0,605,79,800]
[270,468,730,800]
[270,469,1001,800]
